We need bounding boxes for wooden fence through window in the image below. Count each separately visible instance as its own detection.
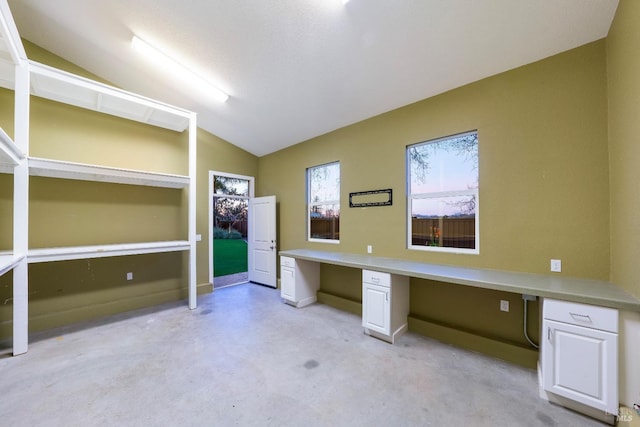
[310,217,340,240]
[411,217,475,249]
[216,220,248,238]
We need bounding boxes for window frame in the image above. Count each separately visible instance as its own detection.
[406,131,479,254]
[307,161,340,244]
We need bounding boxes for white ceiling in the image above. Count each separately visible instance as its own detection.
[7,0,618,157]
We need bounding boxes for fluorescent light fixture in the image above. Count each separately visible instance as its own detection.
[131,35,229,103]
[342,0,351,4]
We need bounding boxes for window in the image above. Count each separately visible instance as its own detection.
[308,162,340,242]
[407,131,478,253]
[213,174,250,239]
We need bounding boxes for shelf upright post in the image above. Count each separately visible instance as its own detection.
[12,60,30,355]
[188,111,197,309]
[2,0,31,355]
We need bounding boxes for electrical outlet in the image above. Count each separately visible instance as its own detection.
[367,245,372,254]
[500,300,509,312]
[550,259,562,273]
[126,272,133,281]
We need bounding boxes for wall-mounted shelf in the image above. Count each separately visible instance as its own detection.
[0,56,13,89]
[29,61,191,132]
[0,127,23,165]
[0,252,24,276]
[28,157,190,188]
[28,241,190,264]
[0,61,192,132]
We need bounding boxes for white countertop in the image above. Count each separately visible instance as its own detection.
[279,249,640,312]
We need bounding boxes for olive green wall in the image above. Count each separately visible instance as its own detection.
[607,0,640,300]
[258,40,609,365]
[0,41,258,338]
[260,40,609,277]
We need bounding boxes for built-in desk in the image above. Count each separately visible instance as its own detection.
[279,249,640,424]
[279,249,640,311]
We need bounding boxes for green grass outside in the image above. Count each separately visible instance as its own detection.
[213,239,248,277]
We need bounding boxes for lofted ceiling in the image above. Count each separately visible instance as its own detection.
[7,0,618,157]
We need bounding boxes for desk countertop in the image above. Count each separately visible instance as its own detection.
[279,249,640,312]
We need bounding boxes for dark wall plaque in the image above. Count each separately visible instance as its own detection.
[349,189,392,207]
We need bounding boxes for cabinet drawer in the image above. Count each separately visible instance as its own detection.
[280,256,295,268]
[543,299,618,333]
[363,269,390,287]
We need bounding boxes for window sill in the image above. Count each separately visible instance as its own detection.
[309,238,340,244]
[409,245,479,255]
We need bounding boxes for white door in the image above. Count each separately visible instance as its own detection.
[542,319,618,413]
[280,267,295,301]
[248,195,277,287]
[362,283,390,334]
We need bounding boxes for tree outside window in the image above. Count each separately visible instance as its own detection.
[213,175,249,239]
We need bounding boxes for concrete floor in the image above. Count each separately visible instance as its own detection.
[0,283,605,427]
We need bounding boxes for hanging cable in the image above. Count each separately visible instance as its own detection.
[523,295,539,349]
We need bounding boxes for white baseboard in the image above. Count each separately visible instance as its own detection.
[282,295,317,308]
[363,322,408,344]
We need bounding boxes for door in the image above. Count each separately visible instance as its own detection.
[209,171,253,286]
[542,319,618,413]
[362,283,389,334]
[280,267,295,301]
[248,195,276,287]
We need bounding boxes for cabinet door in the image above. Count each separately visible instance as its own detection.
[362,283,389,334]
[543,319,618,413]
[281,267,295,301]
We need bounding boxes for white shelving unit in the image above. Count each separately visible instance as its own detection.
[28,157,190,188]
[0,127,21,281]
[0,252,24,277]
[0,127,23,165]
[28,241,192,264]
[29,61,191,132]
[0,0,198,355]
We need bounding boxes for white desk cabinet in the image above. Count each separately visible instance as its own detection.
[542,299,618,416]
[280,256,319,308]
[362,269,409,344]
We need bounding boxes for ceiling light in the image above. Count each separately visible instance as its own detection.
[342,0,350,4]
[131,35,229,103]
